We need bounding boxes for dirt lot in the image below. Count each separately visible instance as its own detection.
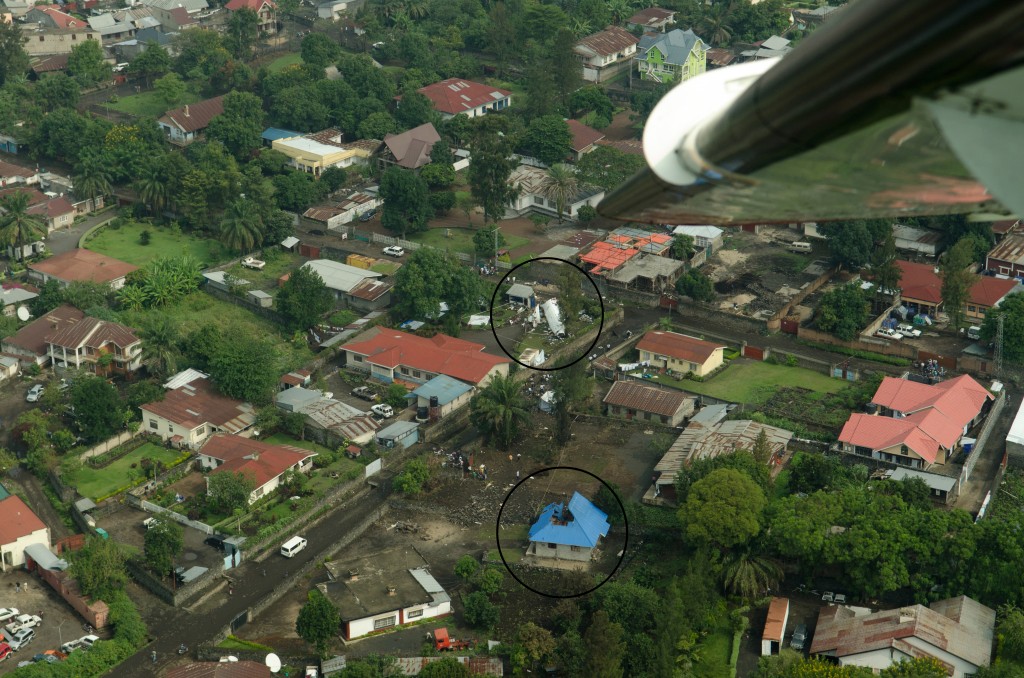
[95,503,226,574]
[0,569,97,672]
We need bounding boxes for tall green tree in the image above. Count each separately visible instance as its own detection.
[419,657,470,678]
[35,73,80,112]
[0,17,30,86]
[73,152,113,205]
[144,518,184,576]
[71,377,126,442]
[154,72,187,107]
[380,166,432,237]
[395,89,436,129]
[583,610,625,678]
[540,164,580,222]
[982,292,1024,364]
[207,471,255,513]
[816,283,869,341]
[139,315,181,378]
[300,32,341,69]
[209,334,279,403]
[679,468,766,551]
[0,191,47,260]
[67,39,110,88]
[296,589,340,658]
[521,115,573,166]
[219,198,265,252]
[575,145,646,192]
[870,230,901,301]
[206,90,266,160]
[819,219,891,270]
[225,8,260,59]
[70,537,128,601]
[469,373,531,449]
[940,237,980,330]
[128,42,172,87]
[468,117,518,222]
[276,265,334,331]
[721,550,783,599]
[134,160,172,217]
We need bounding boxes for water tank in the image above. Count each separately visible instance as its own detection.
[865,403,878,414]
[429,395,439,408]
[416,406,429,422]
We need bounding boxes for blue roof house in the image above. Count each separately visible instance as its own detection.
[412,375,474,419]
[376,420,420,450]
[527,492,610,562]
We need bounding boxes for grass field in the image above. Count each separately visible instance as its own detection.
[221,251,302,290]
[370,260,402,275]
[267,53,302,73]
[76,443,182,501]
[692,625,735,678]
[118,292,314,370]
[643,360,845,404]
[409,227,530,257]
[85,221,230,267]
[262,434,363,492]
[106,90,201,118]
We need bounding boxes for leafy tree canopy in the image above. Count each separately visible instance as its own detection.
[816,282,869,341]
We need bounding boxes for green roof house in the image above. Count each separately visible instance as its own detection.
[634,29,708,84]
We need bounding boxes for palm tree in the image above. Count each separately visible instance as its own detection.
[219,199,264,253]
[699,0,736,46]
[720,551,783,600]
[134,162,171,218]
[469,374,531,450]
[73,154,113,206]
[541,164,579,223]
[606,0,636,25]
[116,284,149,311]
[0,192,47,261]
[402,0,428,19]
[140,315,181,378]
[570,17,594,38]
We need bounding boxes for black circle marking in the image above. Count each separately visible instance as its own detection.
[488,257,605,371]
[494,465,627,598]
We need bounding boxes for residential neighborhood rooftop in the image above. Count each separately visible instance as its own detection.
[528,492,609,547]
[637,330,725,365]
[29,249,138,285]
[342,328,509,385]
[603,380,693,417]
[141,374,255,432]
[321,548,448,621]
[202,434,315,489]
[0,494,47,545]
[574,25,639,57]
[417,78,512,115]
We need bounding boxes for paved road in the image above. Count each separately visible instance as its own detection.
[957,392,1017,515]
[46,211,116,256]
[108,484,392,677]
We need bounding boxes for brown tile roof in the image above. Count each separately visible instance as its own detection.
[304,127,348,148]
[29,248,138,284]
[596,138,644,156]
[991,219,1020,235]
[988,234,1024,266]
[27,196,75,220]
[969,276,1018,307]
[303,205,345,223]
[637,330,725,365]
[0,160,37,181]
[706,47,735,66]
[628,6,674,26]
[603,380,692,417]
[0,495,47,545]
[141,375,255,432]
[809,596,995,670]
[46,315,139,351]
[382,123,440,169]
[2,304,84,356]
[31,53,69,73]
[417,79,512,116]
[202,433,315,489]
[0,186,47,205]
[576,25,640,57]
[166,661,271,678]
[158,95,226,135]
[566,119,605,153]
[763,597,788,643]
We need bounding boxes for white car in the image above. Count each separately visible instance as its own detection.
[371,403,394,418]
[60,639,84,654]
[26,385,44,402]
[876,328,903,340]
[382,246,405,257]
[0,610,18,625]
[896,323,922,338]
[9,616,41,631]
[77,635,99,649]
[241,256,266,270]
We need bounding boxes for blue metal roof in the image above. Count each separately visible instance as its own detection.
[262,127,302,142]
[528,492,609,547]
[377,420,419,439]
[412,375,473,405]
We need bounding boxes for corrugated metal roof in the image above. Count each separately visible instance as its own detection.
[163,368,209,390]
[528,491,609,547]
[412,375,473,405]
[303,259,380,293]
[377,420,419,439]
[887,467,957,492]
[603,380,693,417]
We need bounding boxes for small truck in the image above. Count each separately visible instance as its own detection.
[352,386,379,402]
[430,628,476,652]
[241,256,266,270]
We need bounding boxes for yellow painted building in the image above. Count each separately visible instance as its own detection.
[272,129,378,177]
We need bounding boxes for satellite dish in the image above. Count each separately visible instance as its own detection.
[265,653,282,674]
[16,306,30,322]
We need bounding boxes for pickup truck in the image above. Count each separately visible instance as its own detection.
[371,403,394,418]
[352,386,379,402]
[241,256,266,270]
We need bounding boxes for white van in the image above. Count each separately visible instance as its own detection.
[967,326,982,340]
[281,536,307,558]
[787,241,813,253]
[3,627,34,651]
[371,404,394,418]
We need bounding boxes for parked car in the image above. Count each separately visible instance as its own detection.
[305,667,319,678]
[25,385,44,402]
[834,593,847,604]
[791,623,808,651]
[875,328,903,340]
[0,643,12,662]
[241,256,266,270]
[32,652,59,664]
[59,639,84,654]
[352,386,379,402]
[382,246,405,257]
[821,591,835,602]
[896,323,922,338]
[204,535,227,551]
[219,656,239,663]
[3,627,35,651]
[10,615,41,631]
[77,635,99,649]
[358,209,377,222]
[0,610,18,625]
[371,403,394,418]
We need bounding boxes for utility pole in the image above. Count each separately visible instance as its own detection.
[995,313,1005,377]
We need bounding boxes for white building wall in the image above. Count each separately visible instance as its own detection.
[142,412,207,448]
[1,527,50,571]
[349,611,400,639]
[402,599,451,624]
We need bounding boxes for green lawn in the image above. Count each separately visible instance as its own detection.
[692,624,735,678]
[106,90,201,118]
[370,260,402,275]
[76,443,182,501]
[641,361,845,404]
[221,251,303,290]
[408,227,530,257]
[118,292,314,370]
[267,53,302,73]
[85,221,230,268]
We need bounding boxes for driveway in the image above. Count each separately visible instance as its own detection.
[46,212,116,257]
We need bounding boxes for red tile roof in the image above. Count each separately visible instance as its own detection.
[141,375,255,432]
[763,597,788,643]
[203,433,315,489]
[225,0,275,10]
[603,380,692,417]
[32,6,85,28]
[0,186,47,205]
[839,412,943,463]
[417,79,512,116]
[969,276,1018,308]
[575,25,640,57]
[342,329,508,385]
[2,304,84,356]
[158,95,226,135]
[0,160,37,181]
[637,330,725,366]
[895,260,942,305]
[27,196,75,220]
[30,249,138,285]
[580,240,639,273]
[0,495,47,545]
[566,119,605,153]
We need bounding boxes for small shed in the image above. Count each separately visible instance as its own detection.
[412,375,474,419]
[376,421,420,449]
[0,355,19,380]
[248,290,272,308]
[281,236,300,252]
[506,283,537,308]
[762,597,790,655]
[885,467,960,505]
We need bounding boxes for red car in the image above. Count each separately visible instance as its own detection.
[0,643,13,662]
